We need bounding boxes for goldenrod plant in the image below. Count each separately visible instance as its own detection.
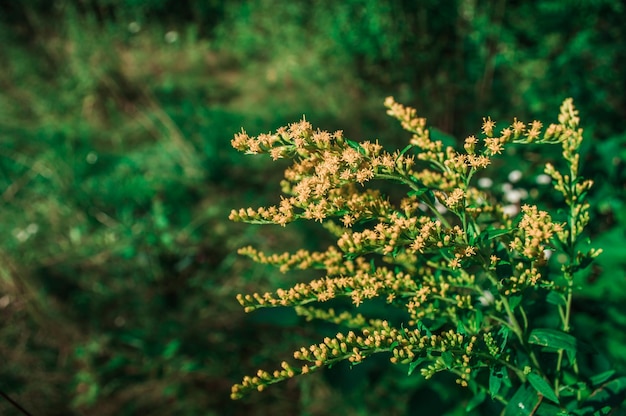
[229,98,624,414]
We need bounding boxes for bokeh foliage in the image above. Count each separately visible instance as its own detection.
[0,0,624,414]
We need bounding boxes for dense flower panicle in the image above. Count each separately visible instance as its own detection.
[236,265,420,312]
[238,245,354,275]
[294,306,368,327]
[384,96,428,135]
[231,321,478,398]
[558,98,580,129]
[230,97,598,405]
[508,205,563,259]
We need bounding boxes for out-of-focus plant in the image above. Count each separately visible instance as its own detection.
[229,98,626,414]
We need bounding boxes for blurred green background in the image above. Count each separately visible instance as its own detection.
[1,0,625,414]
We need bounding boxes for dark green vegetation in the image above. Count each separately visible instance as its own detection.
[0,1,625,415]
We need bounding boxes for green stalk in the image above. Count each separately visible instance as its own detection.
[555,144,582,396]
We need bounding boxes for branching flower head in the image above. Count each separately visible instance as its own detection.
[229,97,604,414]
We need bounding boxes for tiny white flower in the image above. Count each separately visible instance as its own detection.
[502,204,519,216]
[508,170,523,183]
[536,174,552,185]
[128,21,141,33]
[505,189,525,203]
[86,151,98,164]
[502,183,513,192]
[14,230,29,242]
[26,223,39,234]
[478,177,493,188]
[478,290,495,306]
[165,31,179,43]
[543,249,553,260]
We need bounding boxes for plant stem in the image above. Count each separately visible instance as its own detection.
[555,146,582,396]
[501,296,542,373]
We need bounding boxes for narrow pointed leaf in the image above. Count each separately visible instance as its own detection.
[466,389,486,412]
[573,377,626,415]
[407,357,427,376]
[489,367,504,398]
[504,384,540,416]
[486,227,513,239]
[590,370,615,387]
[529,328,577,357]
[527,373,560,404]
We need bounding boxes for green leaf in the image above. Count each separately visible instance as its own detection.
[590,370,616,387]
[398,144,414,158]
[573,377,626,415]
[527,373,560,404]
[498,326,511,351]
[473,309,484,332]
[489,367,504,399]
[417,320,432,337]
[180,360,200,373]
[407,176,437,203]
[546,291,566,306]
[400,323,408,339]
[502,366,513,387]
[163,339,181,359]
[528,328,578,363]
[346,139,365,154]
[536,402,568,416]
[467,224,477,245]
[466,389,486,412]
[528,328,577,359]
[408,188,431,198]
[457,320,467,335]
[485,227,513,240]
[441,351,453,368]
[504,384,539,416]
[509,295,522,311]
[407,357,427,376]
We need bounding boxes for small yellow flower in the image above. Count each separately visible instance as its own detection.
[449,258,461,269]
[484,137,503,155]
[482,117,496,136]
[464,246,476,257]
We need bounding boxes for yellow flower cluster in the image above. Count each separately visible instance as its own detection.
[483,332,500,357]
[384,96,428,136]
[501,264,544,296]
[237,245,351,275]
[418,330,477,388]
[294,306,368,327]
[230,117,421,227]
[229,97,597,402]
[231,320,479,398]
[508,205,563,259]
[236,264,419,311]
